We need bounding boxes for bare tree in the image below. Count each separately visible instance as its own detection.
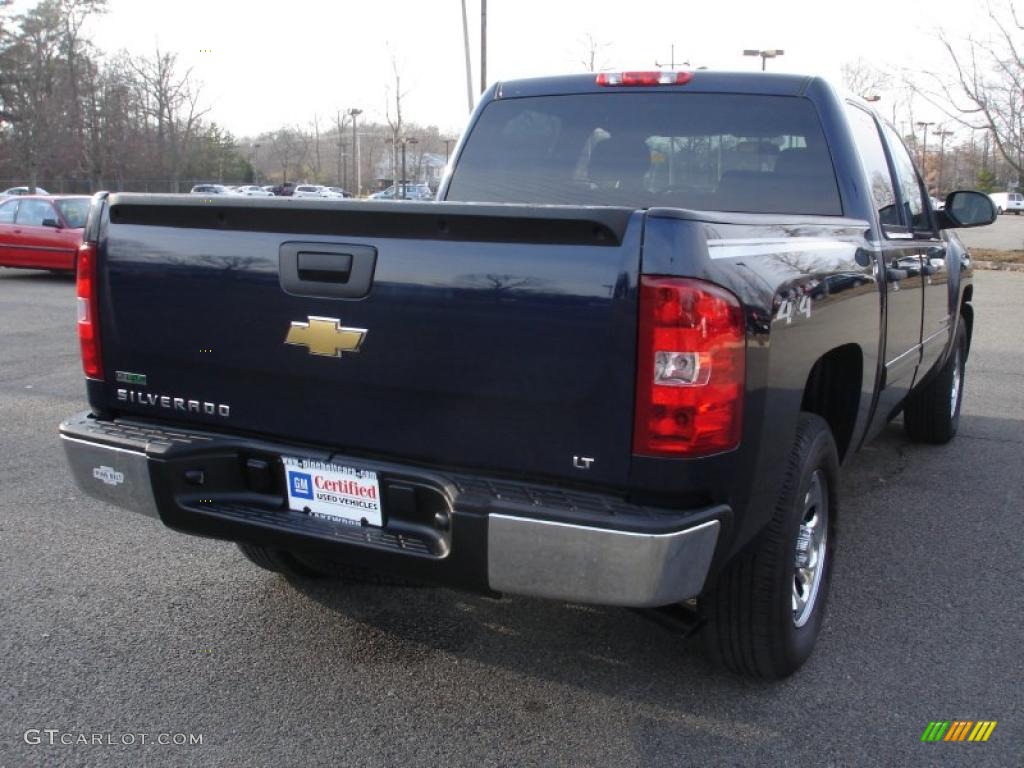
[841,58,891,99]
[384,53,407,184]
[928,2,1024,178]
[577,33,610,72]
[269,127,306,183]
[128,48,209,191]
[333,108,348,188]
[309,113,322,183]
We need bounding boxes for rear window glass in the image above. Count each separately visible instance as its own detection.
[447,93,841,215]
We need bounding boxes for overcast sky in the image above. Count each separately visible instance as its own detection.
[54,0,999,138]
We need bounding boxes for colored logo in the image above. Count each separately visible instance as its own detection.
[921,721,997,742]
[285,316,367,358]
[289,471,313,500]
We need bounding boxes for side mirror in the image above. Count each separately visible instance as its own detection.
[41,217,61,228]
[938,190,997,229]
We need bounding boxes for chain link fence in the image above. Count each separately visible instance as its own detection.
[1,179,254,194]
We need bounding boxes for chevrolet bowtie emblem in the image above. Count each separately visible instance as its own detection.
[285,316,367,357]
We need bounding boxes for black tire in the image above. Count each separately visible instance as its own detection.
[235,543,324,578]
[903,321,966,444]
[700,414,839,679]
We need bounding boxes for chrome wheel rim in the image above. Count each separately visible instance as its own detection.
[792,469,828,628]
[950,347,962,419]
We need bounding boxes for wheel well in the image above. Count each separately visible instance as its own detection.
[800,344,862,462]
[961,287,974,356]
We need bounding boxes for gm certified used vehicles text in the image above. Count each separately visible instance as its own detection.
[61,71,994,678]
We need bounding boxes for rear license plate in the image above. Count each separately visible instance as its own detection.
[282,457,383,527]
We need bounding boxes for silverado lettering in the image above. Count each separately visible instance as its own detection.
[116,388,230,417]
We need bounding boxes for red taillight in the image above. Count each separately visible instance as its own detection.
[633,277,744,457]
[76,241,103,380]
[596,71,694,87]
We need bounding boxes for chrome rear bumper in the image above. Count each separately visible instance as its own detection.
[61,413,723,608]
[488,514,719,607]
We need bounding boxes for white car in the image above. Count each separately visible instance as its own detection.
[320,186,351,199]
[292,185,327,199]
[235,185,274,197]
[369,183,433,201]
[190,184,235,195]
[988,191,1024,215]
[1,186,50,199]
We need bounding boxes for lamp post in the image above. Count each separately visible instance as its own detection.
[443,138,454,163]
[480,0,487,94]
[743,48,784,71]
[400,137,419,199]
[348,108,362,196]
[340,140,348,192]
[935,129,954,195]
[916,121,936,172]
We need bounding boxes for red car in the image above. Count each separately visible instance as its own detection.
[0,195,90,273]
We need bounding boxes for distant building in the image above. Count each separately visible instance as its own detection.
[374,151,448,191]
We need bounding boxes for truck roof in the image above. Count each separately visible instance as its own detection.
[495,71,821,100]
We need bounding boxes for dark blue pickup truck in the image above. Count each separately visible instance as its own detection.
[60,71,994,678]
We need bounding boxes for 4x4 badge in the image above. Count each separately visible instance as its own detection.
[285,316,367,357]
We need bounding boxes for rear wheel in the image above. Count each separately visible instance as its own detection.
[700,414,838,679]
[903,321,966,444]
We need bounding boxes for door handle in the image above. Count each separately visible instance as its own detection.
[886,267,909,282]
[297,251,353,283]
[279,242,377,299]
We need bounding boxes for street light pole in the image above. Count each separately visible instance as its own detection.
[480,0,487,94]
[348,108,362,196]
[935,129,954,194]
[341,141,348,192]
[461,0,473,111]
[743,48,784,71]
[655,44,675,69]
[443,139,453,163]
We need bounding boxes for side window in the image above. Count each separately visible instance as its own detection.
[845,105,899,227]
[14,199,55,226]
[0,199,18,224]
[881,124,931,232]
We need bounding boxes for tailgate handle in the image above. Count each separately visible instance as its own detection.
[280,242,377,299]
[297,251,352,283]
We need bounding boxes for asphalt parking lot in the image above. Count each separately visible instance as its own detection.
[0,268,1021,768]
[958,211,1024,250]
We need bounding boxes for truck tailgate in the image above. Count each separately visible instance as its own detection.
[98,198,642,487]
